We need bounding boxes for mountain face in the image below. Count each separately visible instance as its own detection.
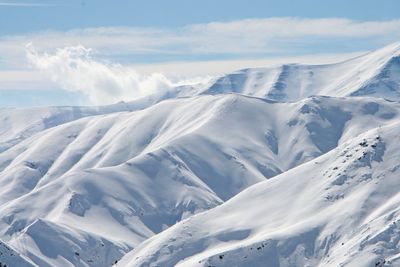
[0,43,399,267]
[119,122,400,267]
[0,102,143,153]
[202,42,400,101]
[0,238,35,267]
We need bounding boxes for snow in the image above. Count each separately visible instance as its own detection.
[203,42,400,101]
[0,42,400,266]
[119,122,400,267]
[0,238,35,267]
[0,101,144,153]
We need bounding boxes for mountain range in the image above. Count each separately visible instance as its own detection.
[0,42,399,267]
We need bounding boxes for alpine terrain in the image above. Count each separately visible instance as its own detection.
[0,42,399,267]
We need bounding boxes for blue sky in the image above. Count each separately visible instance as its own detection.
[2,0,400,33]
[1,0,400,106]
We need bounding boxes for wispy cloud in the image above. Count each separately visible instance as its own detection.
[25,44,211,105]
[1,17,399,105]
[0,2,54,6]
[0,17,398,68]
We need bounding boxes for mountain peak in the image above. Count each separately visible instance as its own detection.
[199,42,400,102]
[379,41,400,57]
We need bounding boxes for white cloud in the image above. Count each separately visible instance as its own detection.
[0,16,396,74]
[191,18,400,38]
[1,17,399,105]
[26,44,179,105]
[0,70,54,90]
[2,17,400,60]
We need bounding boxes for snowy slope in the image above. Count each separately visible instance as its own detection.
[0,43,400,266]
[203,42,400,101]
[0,101,143,153]
[1,94,400,266]
[119,121,400,267]
[0,238,36,267]
[0,81,209,155]
[3,41,398,154]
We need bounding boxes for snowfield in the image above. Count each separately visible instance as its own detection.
[0,42,399,266]
[119,122,400,267]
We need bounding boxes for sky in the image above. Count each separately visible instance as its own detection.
[1,0,400,107]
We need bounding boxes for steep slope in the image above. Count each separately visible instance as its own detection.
[0,238,36,267]
[119,121,400,267]
[203,42,400,101]
[1,95,400,266]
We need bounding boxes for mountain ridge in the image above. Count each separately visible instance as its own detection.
[119,121,400,267]
[1,94,400,266]
[201,42,400,101]
[0,42,400,266]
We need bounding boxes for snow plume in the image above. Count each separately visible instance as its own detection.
[26,44,174,105]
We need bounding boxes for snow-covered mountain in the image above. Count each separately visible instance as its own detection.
[119,121,400,267]
[0,83,209,155]
[203,42,400,101]
[0,42,400,267]
[0,102,142,153]
[1,95,400,267]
